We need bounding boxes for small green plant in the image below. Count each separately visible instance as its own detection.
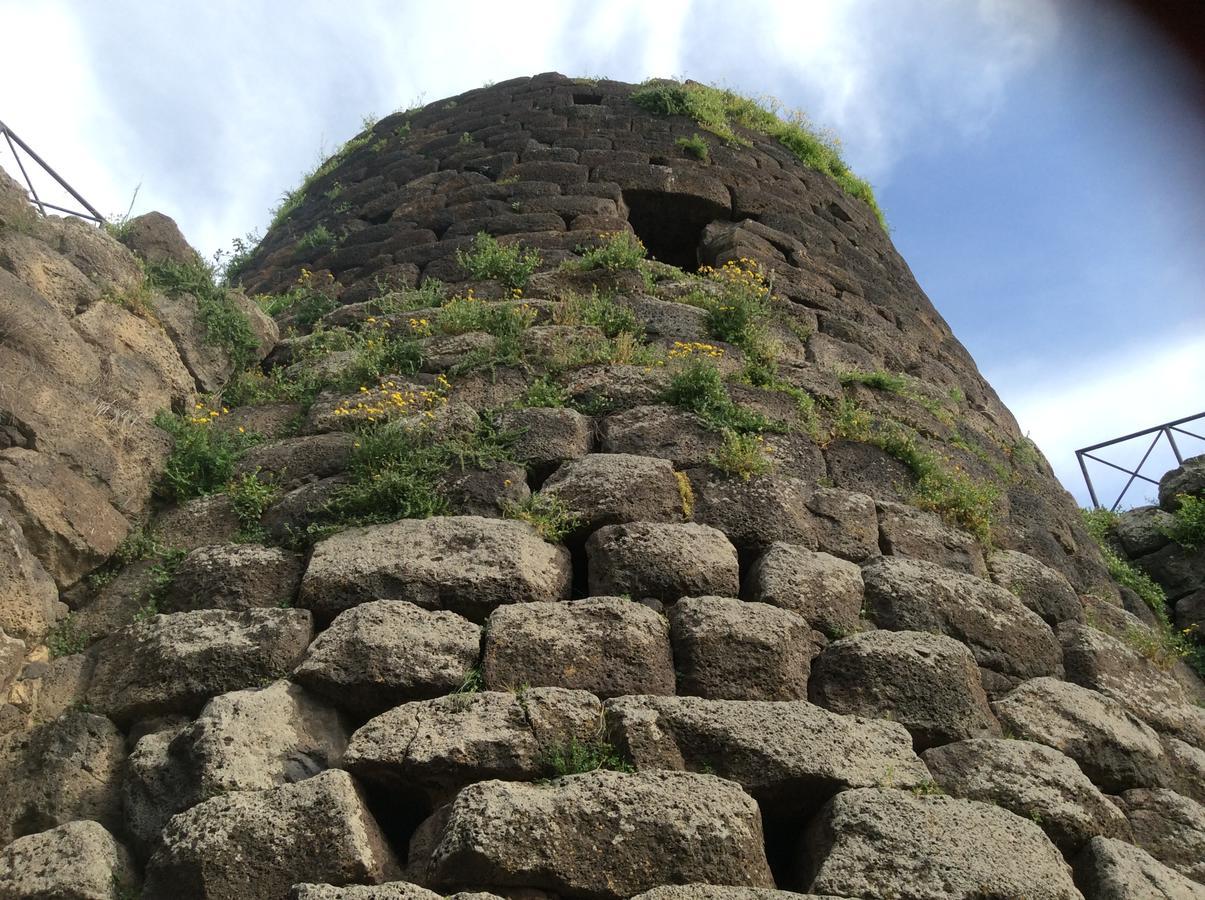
[840,369,910,393]
[675,470,695,520]
[458,131,474,145]
[374,277,447,314]
[711,430,773,481]
[456,232,541,291]
[676,133,710,162]
[46,615,90,658]
[154,405,259,502]
[541,738,633,777]
[663,344,773,434]
[630,79,885,229]
[134,549,187,622]
[502,493,581,543]
[573,231,647,272]
[517,376,569,408]
[1164,494,1205,551]
[146,259,260,368]
[296,224,336,254]
[228,471,278,542]
[261,268,339,327]
[555,291,641,338]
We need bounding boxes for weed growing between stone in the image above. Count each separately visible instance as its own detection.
[517,376,570,408]
[573,231,648,272]
[711,431,774,481]
[555,290,642,338]
[540,738,633,778]
[296,224,336,254]
[456,232,542,291]
[228,472,278,543]
[154,404,261,502]
[663,343,774,435]
[631,79,886,229]
[1081,508,1203,673]
[676,133,710,162]
[145,259,260,368]
[503,493,581,543]
[1164,494,1205,551]
[257,269,338,327]
[45,615,90,658]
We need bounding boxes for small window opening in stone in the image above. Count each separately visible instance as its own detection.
[573,93,604,105]
[623,188,730,273]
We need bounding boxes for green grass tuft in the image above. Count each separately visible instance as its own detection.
[456,232,541,291]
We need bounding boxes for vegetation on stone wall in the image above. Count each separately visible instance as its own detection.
[631,80,886,229]
[146,259,261,368]
[456,232,542,291]
[1164,494,1205,551]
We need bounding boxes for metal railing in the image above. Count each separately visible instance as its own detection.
[1076,412,1205,510]
[0,119,105,224]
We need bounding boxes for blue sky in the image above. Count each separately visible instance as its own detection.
[2,0,1201,506]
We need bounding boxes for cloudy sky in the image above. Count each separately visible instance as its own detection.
[2,0,1201,507]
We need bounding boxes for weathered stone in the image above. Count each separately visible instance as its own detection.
[861,555,1062,682]
[599,404,722,468]
[213,401,302,441]
[743,543,864,638]
[15,651,94,725]
[0,447,129,588]
[987,548,1083,626]
[344,688,603,802]
[991,677,1170,792]
[685,470,818,554]
[669,596,812,700]
[586,521,739,601]
[482,597,675,698]
[1074,836,1205,899]
[152,290,271,393]
[299,515,571,623]
[0,627,23,694]
[0,497,64,642]
[293,600,480,716]
[1160,453,1205,510]
[1117,788,1205,884]
[414,771,774,898]
[124,680,348,852]
[143,769,401,900]
[497,406,593,478]
[151,493,241,551]
[70,558,158,639]
[235,432,355,487]
[164,543,304,612]
[261,476,348,543]
[807,487,884,563]
[0,710,125,845]
[823,439,913,503]
[1177,589,1205,632]
[631,890,824,900]
[565,364,672,413]
[922,737,1130,852]
[291,886,452,900]
[1114,505,1175,557]
[1167,736,1205,805]
[1137,541,1205,600]
[0,228,100,314]
[809,629,999,750]
[540,453,684,532]
[87,608,314,725]
[606,695,928,814]
[877,500,987,576]
[803,788,1081,899]
[1059,621,1199,739]
[438,460,530,517]
[0,820,138,900]
[119,210,202,266]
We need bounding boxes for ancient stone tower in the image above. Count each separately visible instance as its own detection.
[1,73,1203,899]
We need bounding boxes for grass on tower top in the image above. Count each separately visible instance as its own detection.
[630,79,886,231]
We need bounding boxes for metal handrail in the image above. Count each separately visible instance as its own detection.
[1076,412,1205,510]
[0,119,105,224]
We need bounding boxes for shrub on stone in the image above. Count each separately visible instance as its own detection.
[676,133,710,162]
[154,403,260,502]
[1164,493,1205,551]
[556,290,642,338]
[710,430,773,481]
[573,231,648,272]
[295,223,336,254]
[456,231,541,291]
[227,471,278,542]
[663,343,772,435]
[541,737,633,777]
[517,375,570,408]
[502,492,580,543]
[146,258,261,368]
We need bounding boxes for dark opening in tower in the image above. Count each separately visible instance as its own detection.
[622,189,728,273]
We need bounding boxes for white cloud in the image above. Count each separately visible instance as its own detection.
[993,334,1205,508]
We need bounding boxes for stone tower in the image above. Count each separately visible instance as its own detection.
[1,73,1203,899]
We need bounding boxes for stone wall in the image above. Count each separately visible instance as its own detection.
[1,74,1204,900]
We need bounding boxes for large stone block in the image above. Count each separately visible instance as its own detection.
[298,515,571,622]
[482,597,675,698]
[144,769,400,900]
[605,695,929,814]
[586,521,739,601]
[0,820,138,900]
[87,608,314,725]
[292,600,479,717]
[1074,836,1205,899]
[803,788,1081,899]
[540,453,684,532]
[743,543,864,638]
[809,629,999,750]
[412,771,774,898]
